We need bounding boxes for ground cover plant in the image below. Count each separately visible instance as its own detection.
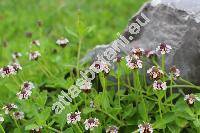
[0,0,200,133]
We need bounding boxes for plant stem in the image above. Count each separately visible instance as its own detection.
[0,124,5,133]
[45,126,61,133]
[96,109,123,126]
[74,124,82,133]
[167,85,200,90]
[117,64,121,106]
[170,77,173,105]
[13,118,21,133]
[76,38,82,78]
[179,77,195,86]
[161,54,165,72]
[158,99,162,118]
[37,62,50,78]
[11,76,20,86]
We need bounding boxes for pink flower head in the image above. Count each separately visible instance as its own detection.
[153,81,167,90]
[170,66,180,80]
[76,78,92,93]
[2,103,18,114]
[138,123,153,133]
[84,118,100,130]
[131,48,144,59]
[13,111,24,120]
[184,94,200,105]
[56,38,69,48]
[29,51,41,61]
[156,43,172,55]
[106,125,119,133]
[145,50,157,58]
[67,111,81,124]
[147,66,164,80]
[125,55,142,69]
[0,65,16,78]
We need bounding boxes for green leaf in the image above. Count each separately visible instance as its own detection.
[138,100,148,121]
[193,119,200,128]
[122,104,136,119]
[175,118,188,128]
[153,112,176,129]
[25,124,39,130]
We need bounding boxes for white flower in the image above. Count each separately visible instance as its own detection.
[11,63,22,73]
[184,94,200,105]
[106,125,119,133]
[17,81,34,100]
[2,103,18,114]
[56,38,69,47]
[138,123,153,133]
[12,52,22,59]
[131,48,144,59]
[31,126,43,132]
[156,43,172,55]
[13,111,24,120]
[0,65,16,78]
[29,51,41,61]
[67,111,81,124]
[125,55,142,69]
[90,101,95,108]
[32,40,40,46]
[17,90,32,100]
[113,55,124,63]
[170,66,180,80]
[21,81,35,91]
[76,78,92,93]
[0,114,4,123]
[89,61,110,74]
[89,61,103,73]
[145,50,156,58]
[153,81,167,90]
[102,62,110,74]
[147,66,164,80]
[84,118,100,130]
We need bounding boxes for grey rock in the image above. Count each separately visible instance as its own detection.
[82,0,200,84]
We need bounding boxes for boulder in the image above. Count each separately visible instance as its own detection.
[81,0,200,84]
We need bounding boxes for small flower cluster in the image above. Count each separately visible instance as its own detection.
[90,60,111,74]
[125,55,143,69]
[131,48,144,59]
[2,103,24,120]
[12,52,22,62]
[17,81,35,100]
[145,50,156,58]
[76,78,92,93]
[0,114,4,123]
[184,94,200,105]
[66,111,100,131]
[56,38,69,48]
[84,118,100,130]
[106,125,119,133]
[0,63,22,78]
[153,80,167,90]
[31,126,43,133]
[125,48,144,70]
[146,43,175,91]
[67,111,81,124]
[31,40,40,46]
[170,66,180,80]
[138,123,153,133]
[13,111,24,120]
[147,66,164,80]
[29,51,41,61]
[2,103,18,114]
[156,42,172,55]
